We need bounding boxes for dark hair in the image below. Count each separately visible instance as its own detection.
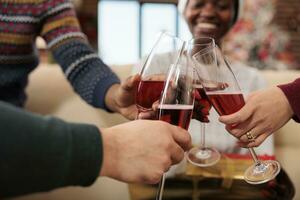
[232,0,239,25]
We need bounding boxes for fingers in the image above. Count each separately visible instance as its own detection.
[219,103,253,125]
[168,124,192,151]
[152,100,159,111]
[246,133,270,147]
[224,116,255,139]
[238,123,270,145]
[122,74,141,91]
[237,133,270,148]
[170,143,185,164]
[224,116,271,148]
[138,111,156,120]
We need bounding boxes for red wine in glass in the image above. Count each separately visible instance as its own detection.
[135,80,165,112]
[157,104,193,130]
[207,92,245,115]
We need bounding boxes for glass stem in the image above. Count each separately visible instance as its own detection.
[156,173,165,200]
[249,147,261,166]
[200,122,206,150]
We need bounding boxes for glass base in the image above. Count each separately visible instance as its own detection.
[186,147,221,167]
[244,160,281,184]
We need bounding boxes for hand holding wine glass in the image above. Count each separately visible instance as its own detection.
[192,45,281,184]
[219,86,294,148]
[100,119,191,184]
[106,74,141,120]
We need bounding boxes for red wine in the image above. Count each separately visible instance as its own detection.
[157,104,194,130]
[136,80,165,111]
[194,84,212,110]
[207,92,245,115]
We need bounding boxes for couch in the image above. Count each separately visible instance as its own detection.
[10,64,300,200]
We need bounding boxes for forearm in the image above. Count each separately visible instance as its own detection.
[104,83,121,112]
[40,0,120,110]
[0,101,102,197]
[51,40,120,109]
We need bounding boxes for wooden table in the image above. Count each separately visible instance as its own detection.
[129,155,259,200]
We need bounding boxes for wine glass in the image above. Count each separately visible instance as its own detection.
[186,37,221,167]
[135,31,185,119]
[156,49,195,200]
[192,45,281,184]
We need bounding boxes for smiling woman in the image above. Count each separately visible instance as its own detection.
[179,0,239,44]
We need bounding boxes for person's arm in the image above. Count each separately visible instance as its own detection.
[0,101,102,197]
[39,0,120,110]
[0,102,192,198]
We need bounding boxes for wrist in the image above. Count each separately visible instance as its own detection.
[105,84,121,113]
[98,127,118,178]
[276,86,294,118]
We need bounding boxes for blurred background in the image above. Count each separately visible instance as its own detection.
[38,0,300,69]
[21,1,300,199]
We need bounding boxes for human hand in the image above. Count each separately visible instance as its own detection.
[99,120,191,184]
[105,74,140,120]
[219,87,293,148]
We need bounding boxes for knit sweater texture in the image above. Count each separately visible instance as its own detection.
[0,0,120,108]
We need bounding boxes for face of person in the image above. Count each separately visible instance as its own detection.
[184,0,234,43]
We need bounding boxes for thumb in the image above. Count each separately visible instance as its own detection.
[122,74,141,90]
[169,125,192,151]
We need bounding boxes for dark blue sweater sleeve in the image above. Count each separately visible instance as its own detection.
[38,0,120,110]
[0,101,102,198]
[51,40,120,110]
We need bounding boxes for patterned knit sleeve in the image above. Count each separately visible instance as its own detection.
[39,0,120,109]
[278,78,300,122]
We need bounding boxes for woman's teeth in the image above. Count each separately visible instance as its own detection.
[196,23,217,29]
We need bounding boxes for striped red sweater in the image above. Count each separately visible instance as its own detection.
[0,0,120,108]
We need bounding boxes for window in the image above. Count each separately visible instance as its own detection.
[98,0,191,65]
[98,1,139,64]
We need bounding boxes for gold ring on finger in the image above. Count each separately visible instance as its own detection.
[246,131,256,142]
